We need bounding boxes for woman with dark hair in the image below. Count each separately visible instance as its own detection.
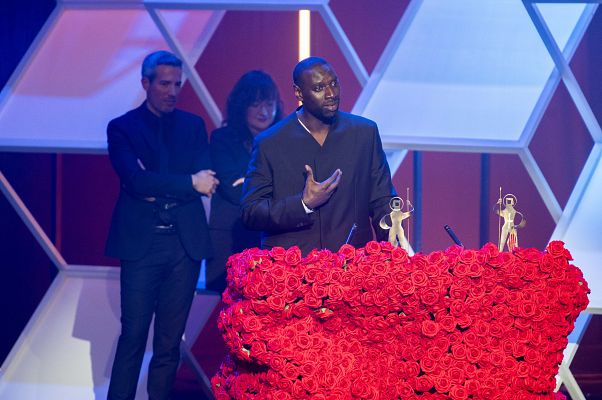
[207,70,284,292]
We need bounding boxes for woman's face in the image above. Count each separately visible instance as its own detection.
[246,99,277,135]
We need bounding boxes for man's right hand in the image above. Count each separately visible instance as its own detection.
[192,169,219,196]
[302,165,342,210]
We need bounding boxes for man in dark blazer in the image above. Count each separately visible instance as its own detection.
[241,57,395,255]
[105,50,218,400]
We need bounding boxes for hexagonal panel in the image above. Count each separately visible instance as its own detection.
[354,0,587,151]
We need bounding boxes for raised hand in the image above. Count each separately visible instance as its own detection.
[192,169,219,196]
[302,165,342,210]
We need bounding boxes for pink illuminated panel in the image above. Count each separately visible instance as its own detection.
[0,8,215,151]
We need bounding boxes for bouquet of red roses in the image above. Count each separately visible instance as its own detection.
[211,241,589,399]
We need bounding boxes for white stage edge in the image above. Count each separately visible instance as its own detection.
[0,267,220,400]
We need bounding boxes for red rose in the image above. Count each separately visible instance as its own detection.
[266,295,285,311]
[291,380,306,397]
[539,253,556,273]
[448,367,465,383]
[311,283,328,299]
[272,282,287,296]
[404,360,421,377]
[427,345,444,361]
[278,376,293,391]
[411,270,429,287]
[342,287,360,304]
[304,292,322,308]
[502,355,516,370]
[396,382,414,397]
[516,361,530,378]
[284,247,302,265]
[466,262,484,278]
[414,375,434,392]
[365,240,382,255]
[472,320,489,337]
[351,377,371,397]
[518,301,537,318]
[301,374,318,393]
[459,249,477,264]
[434,375,452,393]
[398,278,416,296]
[445,244,463,258]
[241,315,262,332]
[449,284,468,301]
[423,263,441,278]
[547,240,568,259]
[450,300,465,316]
[466,346,482,363]
[428,250,445,264]
[338,243,356,260]
[391,246,409,263]
[451,344,467,360]
[420,357,437,373]
[373,259,389,276]
[421,320,440,338]
[363,276,379,291]
[251,299,272,314]
[449,384,468,399]
[254,281,271,297]
[268,353,285,371]
[438,315,457,332]
[488,350,505,368]
[420,288,440,305]
[480,242,499,257]
[270,246,286,260]
[512,341,527,358]
[282,362,298,380]
[269,263,287,281]
[284,273,301,292]
[434,336,451,353]
[360,291,375,306]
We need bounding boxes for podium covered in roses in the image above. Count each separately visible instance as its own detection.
[211,241,589,399]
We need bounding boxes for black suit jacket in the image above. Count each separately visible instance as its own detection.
[241,111,395,255]
[105,103,212,261]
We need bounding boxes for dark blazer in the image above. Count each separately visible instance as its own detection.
[241,110,395,255]
[209,126,255,232]
[105,103,212,261]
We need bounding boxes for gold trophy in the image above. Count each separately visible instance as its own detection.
[495,188,526,252]
[379,189,413,251]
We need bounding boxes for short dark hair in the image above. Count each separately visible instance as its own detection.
[292,56,329,86]
[225,70,283,134]
[141,50,182,82]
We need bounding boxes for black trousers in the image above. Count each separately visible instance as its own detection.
[107,232,200,400]
[206,224,259,292]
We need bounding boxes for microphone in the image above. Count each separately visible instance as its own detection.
[345,223,358,245]
[444,224,463,247]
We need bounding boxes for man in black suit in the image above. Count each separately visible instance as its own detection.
[105,50,219,400]
[241,57,395,255]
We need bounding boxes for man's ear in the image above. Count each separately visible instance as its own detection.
[293,84,303,102]
[141,77,150,91]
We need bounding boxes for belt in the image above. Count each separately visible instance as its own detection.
[153,224,177,234]
[141,196,180,211]
[159,202,179,210]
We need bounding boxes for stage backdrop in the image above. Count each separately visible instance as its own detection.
[1,0,602,397]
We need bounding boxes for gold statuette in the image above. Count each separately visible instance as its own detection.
[495,189,526,252]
